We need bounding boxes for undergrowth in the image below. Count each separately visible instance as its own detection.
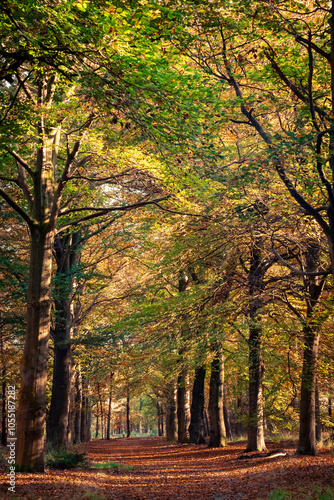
[46,447,89,470]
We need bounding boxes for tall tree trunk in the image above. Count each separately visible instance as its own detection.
[74,365,82,444]
[47,232,80,448]
[126,394,131,438]
[106,375,113,440]
[81,376,91,443]
[297,327,320,455]
[235,394,245,437]
[247,323,266,452]
[157,403,163,436]
[67,367,76,445]
[177,370,190,443]
[297,242,325,455]
[223,384,233,440]
[208,353,226,447]
[17,226,54,471]
[16,100,62,471]
[95,413,99,438]
[166,384,177,442]
[329,397,332,420]
[315,385,321,443]
[47,342,72,447]
[247,237,266,452]
[189,367,206,444]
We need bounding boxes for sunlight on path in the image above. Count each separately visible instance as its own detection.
[1,437,333,499]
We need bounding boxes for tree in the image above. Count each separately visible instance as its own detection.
[0,0,175,470]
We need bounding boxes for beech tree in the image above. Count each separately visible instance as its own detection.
[0,0,176,470]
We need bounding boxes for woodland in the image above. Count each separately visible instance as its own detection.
[0,0,334,498]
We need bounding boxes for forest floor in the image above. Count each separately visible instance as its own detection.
[0,437,334,500]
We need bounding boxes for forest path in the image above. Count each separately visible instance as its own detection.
[1,437,333,499]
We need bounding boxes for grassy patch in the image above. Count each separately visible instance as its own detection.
[267,486,334,500]
[268,491,291,500]
[91,461,133,471]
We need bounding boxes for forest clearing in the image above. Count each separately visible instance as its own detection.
[1,436,334,500]
[1,0,334,498]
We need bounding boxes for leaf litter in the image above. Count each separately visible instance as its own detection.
[0,437,333,499]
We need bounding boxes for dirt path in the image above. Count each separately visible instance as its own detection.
[1,437,333,499]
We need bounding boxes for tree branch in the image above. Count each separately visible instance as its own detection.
[271,239,331,276]
[0,188,34,228]
[265,50,328,119]
[7,150,34,177]
[57,195,170,231]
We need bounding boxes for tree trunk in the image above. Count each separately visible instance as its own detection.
[67,364,76,446]
[95,414,99,438]
[166,384,177,442]
[126,395,131,438]
[106,376,113,440]
[189,366,206,444]
[208,353,226,448]
[247,323,266,452]
[297,327,320,455]
[235,395,245,437]
[329,397,332,418]
[81,376,91,442]
[47,341,72,447]
[47,232,80,448]
[247,238,266,452]
[177,371,190,443]
[157,403,163,436]
[297,242,325,455]
[17,226,54,471]
[315,385,321,443]
[74,366,82,444]
[223,384,233,440]
[15,106,62,471]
